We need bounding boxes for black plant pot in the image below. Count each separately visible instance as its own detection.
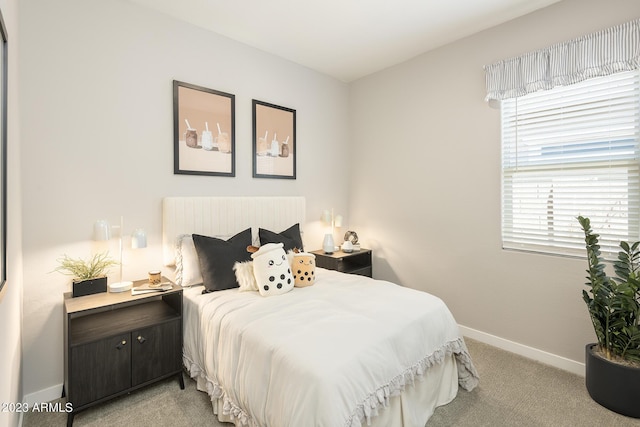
[72,277,107,298]
[585,343,640,418]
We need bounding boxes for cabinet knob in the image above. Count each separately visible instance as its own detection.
[137,335,146,344]
[116,339,127,350]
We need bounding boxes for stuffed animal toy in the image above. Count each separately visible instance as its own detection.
[250,242,294,297]
[292,252,316,287]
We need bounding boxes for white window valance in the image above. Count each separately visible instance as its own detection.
[485,18,640,102]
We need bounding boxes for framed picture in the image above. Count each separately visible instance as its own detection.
[252,100,296,179]
[0,9,7,295]
[173,80,235,177]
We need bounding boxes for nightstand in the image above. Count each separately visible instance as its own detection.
[63,278,183,426]
[311,249,372,277]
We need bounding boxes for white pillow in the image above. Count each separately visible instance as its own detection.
[175,234,203,287]
[251,227,261,247]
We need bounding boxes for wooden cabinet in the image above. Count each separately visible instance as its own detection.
[131,321,182,386]
[68,334,131,407]
[63,280,183,426]
[311,249,373,277]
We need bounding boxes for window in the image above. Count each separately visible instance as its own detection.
[501,70,640,257]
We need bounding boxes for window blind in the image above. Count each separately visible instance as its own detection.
[502,70,640,257]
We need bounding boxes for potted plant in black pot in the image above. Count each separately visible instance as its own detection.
[578,216,640,418]
[55,252,118,297]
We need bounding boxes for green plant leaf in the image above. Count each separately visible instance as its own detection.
[578,216,640,362]
[54,252,118,280]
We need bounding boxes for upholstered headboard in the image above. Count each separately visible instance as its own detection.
[162,196,306,266]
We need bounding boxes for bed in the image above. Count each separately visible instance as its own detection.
[162,196,478,427]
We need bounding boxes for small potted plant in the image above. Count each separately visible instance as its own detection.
[55,252,118,297]
[578,216,640,418]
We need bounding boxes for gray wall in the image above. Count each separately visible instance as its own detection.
[349,0,640,365]
[19,0,350,399]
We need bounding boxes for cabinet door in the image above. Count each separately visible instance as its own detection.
[132,320,181,386]
[69,334,131,407]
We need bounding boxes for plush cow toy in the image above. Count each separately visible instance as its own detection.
[250,243,294,296]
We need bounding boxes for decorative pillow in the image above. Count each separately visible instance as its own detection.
[251,243,294,297]
[259,223,304,252]
[233,260,258,292]
[292,252,316,287]
[192,229,253,293]
[175,234,203,287]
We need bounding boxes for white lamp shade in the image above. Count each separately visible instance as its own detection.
[321,209,332,224]
[93,220,111,241]
[321,209,343,228]
[131,228,147,249]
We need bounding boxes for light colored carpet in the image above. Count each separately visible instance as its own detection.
[426,339,640,427]
[22,338,640,426]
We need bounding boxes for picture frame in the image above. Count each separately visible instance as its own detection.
[0,9,8,295]
[173,80,235,177]
[252,100,296,179]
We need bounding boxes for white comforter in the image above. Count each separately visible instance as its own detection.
[183,268,478,427]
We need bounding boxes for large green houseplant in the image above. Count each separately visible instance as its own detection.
[578,216,640,417]
[55,252,117,297]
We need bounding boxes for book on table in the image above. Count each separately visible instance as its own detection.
[131,282,172,295]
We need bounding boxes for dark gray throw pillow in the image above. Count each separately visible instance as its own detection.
[192,229,253,293]
[258,223,304,252]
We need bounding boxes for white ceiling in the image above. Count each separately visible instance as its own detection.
[128,0,562,82]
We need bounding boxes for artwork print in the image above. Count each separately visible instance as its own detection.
[252,100,296,179]
[173,81,235,176]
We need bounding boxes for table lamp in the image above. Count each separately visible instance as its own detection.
[94,216,147,292]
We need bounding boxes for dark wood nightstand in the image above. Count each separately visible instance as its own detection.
[63,278,183,426]
[311,249,372,277]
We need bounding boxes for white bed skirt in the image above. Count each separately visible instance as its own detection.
[181,270,477,427]
[189,354,458,427]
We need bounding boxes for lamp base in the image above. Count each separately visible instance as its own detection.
[109,281,133,293]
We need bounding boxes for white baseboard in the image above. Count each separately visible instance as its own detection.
[459,325,586,377]
[19,384,65,427]
[23,383,63,406]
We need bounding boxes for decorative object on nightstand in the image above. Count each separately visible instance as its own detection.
[63,278,184,426]
[321,208,343,254]
[343,230,360,251]
[311,248,372,277]
[148,270,162,286]
[54,252,118,298]
[322,234,335,254]
[131,281,173,295]
[94,216,147,293]
[341,240,353,253]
